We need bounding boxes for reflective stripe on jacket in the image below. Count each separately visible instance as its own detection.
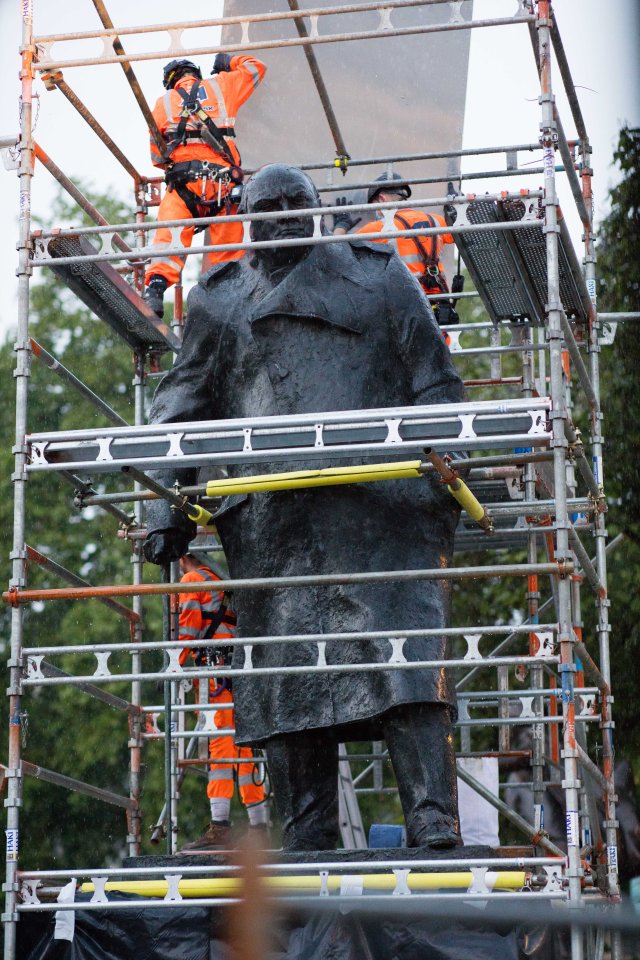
[178,566,237,667]
[150,55,266,168]
[356,209,454,292]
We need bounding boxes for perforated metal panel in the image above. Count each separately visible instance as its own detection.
[47,235,181,353]
[456,199,590,326]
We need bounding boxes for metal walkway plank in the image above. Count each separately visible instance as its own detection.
[455,199,591,325]
[43,235,181,353]
[26,399,552,474]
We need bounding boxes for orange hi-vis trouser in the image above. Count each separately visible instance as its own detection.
[206,685,265,807]
[145,178,244,288]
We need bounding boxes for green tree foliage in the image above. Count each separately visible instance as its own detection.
[590,126,640,755]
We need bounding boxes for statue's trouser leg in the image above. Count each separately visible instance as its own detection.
[264,730,339,850]
[383,702,462,848]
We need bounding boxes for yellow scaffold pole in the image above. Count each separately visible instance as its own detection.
[124,456,493,533]
[425,450,494,533]
[205,460,424,497]
[81,870,528,898]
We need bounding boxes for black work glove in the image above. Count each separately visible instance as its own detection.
[332,196,359,233]
[443,181,458,226]
[143,528,193,565]
[212,53,233,74]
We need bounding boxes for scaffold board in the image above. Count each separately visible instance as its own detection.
[44,235,181,353]
[455,199,591,326]
[25,399,553,475]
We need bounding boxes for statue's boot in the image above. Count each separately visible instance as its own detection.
[383,702,462,849]
[264,730,339,851]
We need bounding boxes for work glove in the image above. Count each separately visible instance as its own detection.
[443,181,458,225]
[332,196,359,233]
[212,53,233,74]
[143,528,193,565]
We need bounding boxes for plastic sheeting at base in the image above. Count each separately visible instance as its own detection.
[17,892,549,960]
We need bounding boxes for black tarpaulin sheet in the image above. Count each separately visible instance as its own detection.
[17,894,547,960]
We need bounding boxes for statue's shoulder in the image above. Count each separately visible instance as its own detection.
[199,259,244,289]
[346,237,394,260]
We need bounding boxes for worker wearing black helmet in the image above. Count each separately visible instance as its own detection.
[333,171,460,325]
[144,54,266,317]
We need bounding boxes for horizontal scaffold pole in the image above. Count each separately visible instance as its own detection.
[4,561,573,606]
[34,190,543,242]
[33,6,535,72]
[202,460,423,494]
[78,870,529,899]
[25,545,139,623]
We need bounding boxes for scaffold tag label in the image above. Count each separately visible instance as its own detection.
[22,0,32,23]
[534,804,544,832]
[566,810,579,847]
[608,845,618,869]
[5,828,18,860]
[19,190,30,221]
[543,147,555,178]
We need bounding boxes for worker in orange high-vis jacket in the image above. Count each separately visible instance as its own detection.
[177,553,268,851]
[333,171,461,325]
[144,54,266,318]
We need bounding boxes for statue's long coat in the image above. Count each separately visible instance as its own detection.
[147,240,465,744]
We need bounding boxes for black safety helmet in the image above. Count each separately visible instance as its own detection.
[367,171,412,204]
[163,59,202,90]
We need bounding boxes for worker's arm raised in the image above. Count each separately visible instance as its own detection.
[212,54,266,113]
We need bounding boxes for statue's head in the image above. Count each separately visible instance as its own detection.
[242,164,320,270]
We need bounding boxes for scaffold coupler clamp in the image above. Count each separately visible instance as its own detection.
[590,486,607,515]
[41,70,63,92]
[5,585,21,608]
[334,153,350,176]
[530,828,550,848]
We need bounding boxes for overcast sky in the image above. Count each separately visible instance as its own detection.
[0,0,638,340]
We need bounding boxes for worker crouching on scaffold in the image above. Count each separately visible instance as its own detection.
[177,553,268,851]
[333,170,463,325]
[144,54,266,318]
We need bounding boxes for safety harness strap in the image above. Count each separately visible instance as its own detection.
[172,80,236,164]
[394,212,449,294]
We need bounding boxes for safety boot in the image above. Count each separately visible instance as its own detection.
[181,819,233,851]
[144,275,168,318]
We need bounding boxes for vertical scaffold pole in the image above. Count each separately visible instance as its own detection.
[521,328,545,841]
[581,122,620,908]
[536,3,583,958]
[3,3,35,957]
[127,349,147,856]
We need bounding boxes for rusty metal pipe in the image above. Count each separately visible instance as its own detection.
[3,561,573,606]
[25,545,139,623]
[90,0,167,160]
[287,0,349,164]
[34,143,131,252]
[41,71,140,181]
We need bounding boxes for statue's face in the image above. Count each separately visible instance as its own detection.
[245,165,318,267]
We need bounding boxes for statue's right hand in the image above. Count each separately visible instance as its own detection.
[143,528,192,565]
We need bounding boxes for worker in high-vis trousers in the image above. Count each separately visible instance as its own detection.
[333,171,460,324]
[177,553,268,851]
[144,54,266,318]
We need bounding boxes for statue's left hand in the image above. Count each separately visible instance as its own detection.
[143,528,192,565]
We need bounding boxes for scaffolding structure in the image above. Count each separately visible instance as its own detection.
[2,2,631,958]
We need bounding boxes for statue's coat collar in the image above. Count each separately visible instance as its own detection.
[247,243,373,334]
